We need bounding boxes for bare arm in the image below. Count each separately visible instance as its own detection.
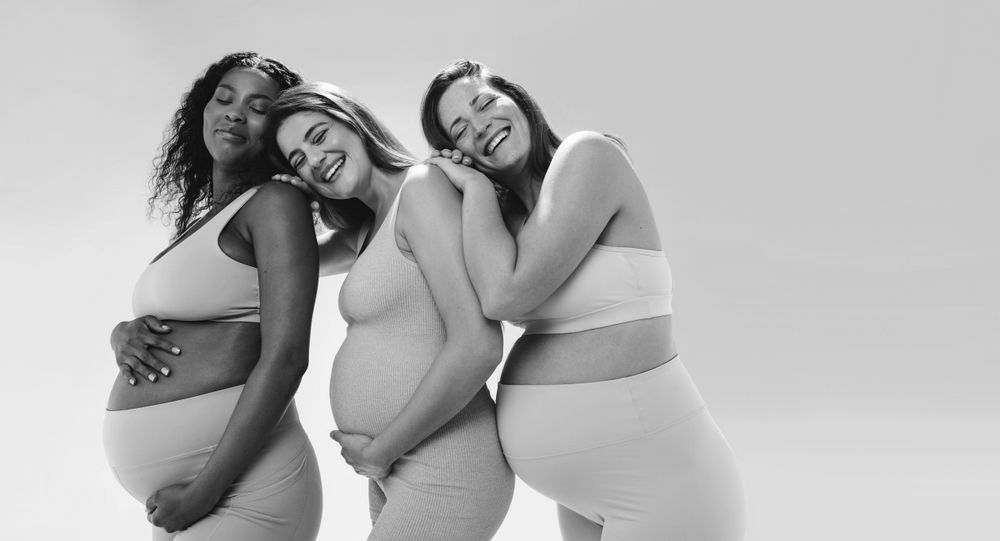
[146,182,318,531]
[435,132,631,320]
[334,166,502,474]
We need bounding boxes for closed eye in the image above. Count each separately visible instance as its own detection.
[480,97,495,111]
[312,129,327,145]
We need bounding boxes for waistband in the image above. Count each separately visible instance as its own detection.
[496,358,706,459]
[103,385,300,470]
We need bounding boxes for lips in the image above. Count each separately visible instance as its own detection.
[484,127,510,156]
[321,156,346,183]
[215,127,247,143]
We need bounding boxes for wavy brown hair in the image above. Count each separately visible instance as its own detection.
[149,52,302,237]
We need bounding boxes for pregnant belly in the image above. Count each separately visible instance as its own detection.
[328,329,441,435]
[106,320,260,411]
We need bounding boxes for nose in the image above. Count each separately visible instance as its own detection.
[224,107,246,124]
[471,117,491,139]
[304,147,325,168]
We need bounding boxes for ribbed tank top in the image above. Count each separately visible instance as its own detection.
[329,187,449,435]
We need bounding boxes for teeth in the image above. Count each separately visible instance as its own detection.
[486,129,509,155]
[324,158,345,182]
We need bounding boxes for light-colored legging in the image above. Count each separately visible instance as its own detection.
[498,358,745,541]
[103,385,322,540]
[362,390,514,540]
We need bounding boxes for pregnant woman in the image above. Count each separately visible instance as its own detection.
[266,82,513,540]
[422,59,745,541]
[104,52,322,540]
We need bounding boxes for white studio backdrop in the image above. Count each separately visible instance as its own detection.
[1,0,996,539]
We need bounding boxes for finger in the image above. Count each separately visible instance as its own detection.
[119,364,137,386]
[138,349,172,376]
[330,430,343,443]
[125,354,159,383]
[461,156,473,166]
[430,149,441,157]
[133,346,173,378]
[145,496,157,513]
[440,148,453,158]
[146,335,181,357]
[142,316,171,334]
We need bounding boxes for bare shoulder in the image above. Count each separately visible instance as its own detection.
[400,164,462,212]
[241,180,310,216]
[556,131,629,162]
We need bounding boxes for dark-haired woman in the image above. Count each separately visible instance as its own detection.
[267,82,513,540]
[422,60,745,541]
[104,52,322,540]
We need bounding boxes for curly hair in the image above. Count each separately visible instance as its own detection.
[149,52,303,237]
[265,82,419,231]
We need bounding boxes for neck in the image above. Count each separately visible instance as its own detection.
[211,161,260,202]
[497,168,542,214]
[356,166,408,223]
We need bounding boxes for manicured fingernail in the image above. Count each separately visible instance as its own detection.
[148,374,157,382]
[129,377,136,385]
[161,325,169,330]
[171,347,181,355]
[161,367,170,376]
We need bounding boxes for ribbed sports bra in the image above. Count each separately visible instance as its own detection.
[131,187,261,323]
[510,244,672,335]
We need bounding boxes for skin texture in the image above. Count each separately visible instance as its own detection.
[110,67,318,534]
[275,109,502,481]
[426,77,675,388]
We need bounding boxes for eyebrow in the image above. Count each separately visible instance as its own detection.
[217,84,274,101]
[448,92,487,133]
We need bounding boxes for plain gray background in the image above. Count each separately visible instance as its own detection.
[1,0,996,539]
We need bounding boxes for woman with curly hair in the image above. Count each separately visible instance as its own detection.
[422,59,745,541]
[104,52,323,540]
[267,82,514,540]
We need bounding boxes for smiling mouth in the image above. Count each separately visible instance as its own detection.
[485,128,510,156]
[322,157,345,183]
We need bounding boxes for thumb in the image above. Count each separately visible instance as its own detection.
[330,430,343,443]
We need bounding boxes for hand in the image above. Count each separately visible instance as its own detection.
[429,148,474,167]
[426,150,491,193]
[111,316,179,385]
[330,430,391,479]
[145,483,218,534]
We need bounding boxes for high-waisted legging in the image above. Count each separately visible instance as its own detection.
[362,389,515,541]
[497,358,745,541]
[103,385,322,540]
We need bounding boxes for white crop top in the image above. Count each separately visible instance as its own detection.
[509,244,672,335]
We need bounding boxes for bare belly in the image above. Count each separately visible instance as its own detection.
[106,321,261,411]
[499,316,677,385]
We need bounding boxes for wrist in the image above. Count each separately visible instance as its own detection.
[364,438,395,468]
[187,475,226,505]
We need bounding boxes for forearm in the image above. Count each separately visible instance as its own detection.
[461,181,519,313]
[188,353,306,499]
[366,337,500,465]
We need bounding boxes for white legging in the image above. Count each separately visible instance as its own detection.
[103,386,322,540]
[498,358,745,541]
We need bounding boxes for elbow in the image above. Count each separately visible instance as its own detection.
[459,324,504,371]
[479,289,520,322]
[480,294,529,322]
[269,349,310,382]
